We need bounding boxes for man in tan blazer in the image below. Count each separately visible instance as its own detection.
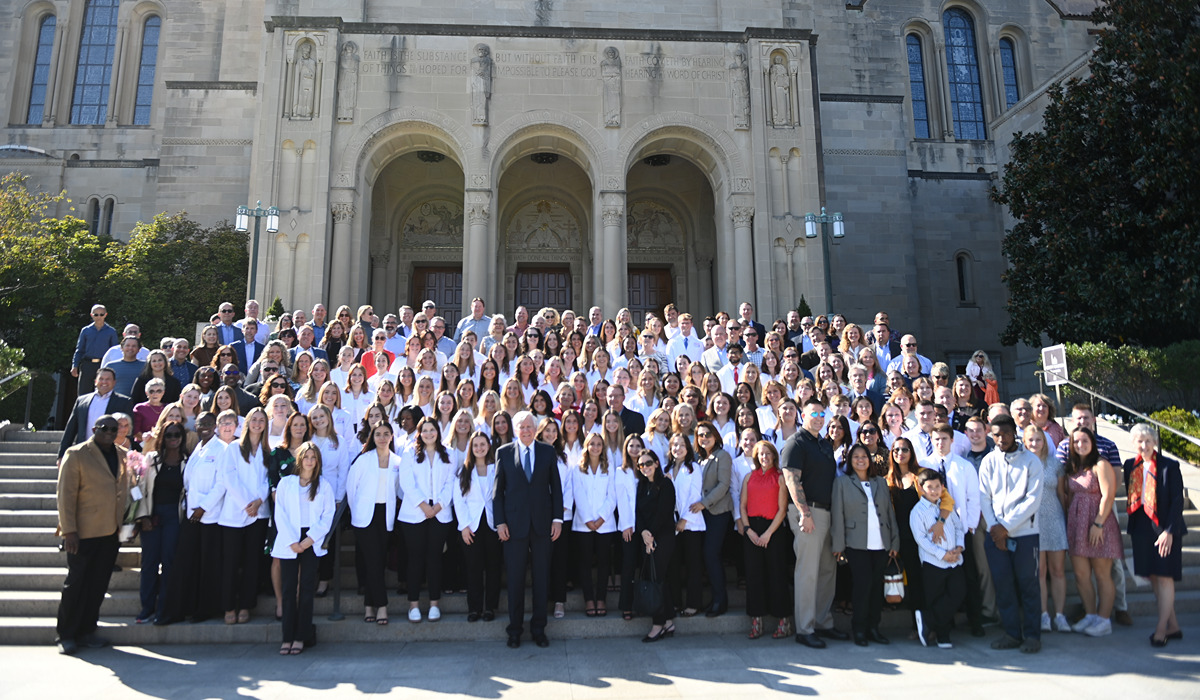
[55,414,130,655]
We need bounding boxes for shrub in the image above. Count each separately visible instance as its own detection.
[1052,342,1200,413]
[1148,407,1200,465]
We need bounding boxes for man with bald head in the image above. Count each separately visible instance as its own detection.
[494,411,563,649]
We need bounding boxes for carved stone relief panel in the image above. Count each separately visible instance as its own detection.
[399,200,465,248]
[505,199,581,249]
[626,200,683,249]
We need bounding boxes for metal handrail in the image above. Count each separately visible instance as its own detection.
[1035,369,1200,450]
[0,368,29,387]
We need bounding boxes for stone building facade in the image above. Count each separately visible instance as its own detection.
[0,0,1099,382]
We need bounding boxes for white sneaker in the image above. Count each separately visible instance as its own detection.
[428,605,441,622]
[1071,614,1098,633]
[408,607,422,623]
[937,641,953,649]
[1084,618,1112,637]
[914,610,927,647]
[1040,612,1052,632]
[1054,614,1072,633]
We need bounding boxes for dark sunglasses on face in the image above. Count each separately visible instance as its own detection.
[861,428,879,435]
[271,382,288,389]
[224,370,240,376]
[892,446,911,453]
[94,425,118,433]
[638,460,655,467]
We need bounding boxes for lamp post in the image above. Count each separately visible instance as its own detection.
[804,206,845,315]
[234,201,280,301]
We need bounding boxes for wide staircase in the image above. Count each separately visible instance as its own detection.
[2,427,1198,645]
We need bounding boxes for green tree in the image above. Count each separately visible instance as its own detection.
[267,296,286,319]
[0,173,106,373]
[992,0,1200,348]
[97,213,248,347]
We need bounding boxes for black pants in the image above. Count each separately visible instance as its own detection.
[355,504,390,608]
[575,530,614,605]
[77,359,101,394]
[220,519,267,612]
[401,518,450,602]
[161,520,222,623]
[702,511,732,609]
[618,534,639,612]
[742,516,792,618]
[504,533,552,637]
[642,535,676,626]
[56,533,119,641]
[671,530,705,610]
[550,519,572,603]
[844,548,887,634]
[279,529,319,644]
[962,528,984,625]
[922,562,966,643]
[462,514,503,614]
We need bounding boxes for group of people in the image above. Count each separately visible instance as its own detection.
[53,297,1186,655]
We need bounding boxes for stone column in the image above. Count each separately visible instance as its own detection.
[731,205,755,306]
[600,192,626,314]
[43,18,66,124]
[329,202,355,307]
[464,189,492,312]
[105,24,127,125]
[370,248,389,306]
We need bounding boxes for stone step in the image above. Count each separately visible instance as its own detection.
[0,494,58,510]
[0,479,59,494]
[0,442,57,454]
[3,431,63,443]
[0,546,141,568]
[0,453,60,466]
[0,528,60,546]
[0,466,59,480]
[0,511,60,528]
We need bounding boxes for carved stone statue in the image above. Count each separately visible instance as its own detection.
[769,54,792,127]
[470,44,493,126]
[336,42,359,123]
[601,46,622,127]
[730,46,750,130]
[292,42,318,120]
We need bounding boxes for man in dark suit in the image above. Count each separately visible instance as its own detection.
[494,411,563,649]
[59,368,133,460]
[607,385,646,438]
[846,364,885,414]
[229,319,266,374]
[737,302,768,348]
[290,325,328,363]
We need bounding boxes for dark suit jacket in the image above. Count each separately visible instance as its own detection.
[743,320,767,344]
[59,392,134,458]
[230,340,266,374]
[618,407,646,439]
[1124,454,1188,538]
[494,440,563,540]
[848,389,885,414]
[290,345,328,363]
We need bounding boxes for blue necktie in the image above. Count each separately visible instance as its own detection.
[523,447,533,481]
[923,433,934,456]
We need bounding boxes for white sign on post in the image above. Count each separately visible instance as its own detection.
[1042,344,1068,386]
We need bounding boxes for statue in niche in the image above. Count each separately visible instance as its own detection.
[470,44,493,126]
[730,47,750,130]
[769,54,792,127]
[601,47,622,127]
[336,42,359,123]
[292,42,318,120]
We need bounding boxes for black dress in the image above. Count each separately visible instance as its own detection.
[890,480,925,617]
[635,476,677,625]
[1124,454,1186,580]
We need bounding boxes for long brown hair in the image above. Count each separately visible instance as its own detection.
[459,431,493,496]
[294,441,324,500]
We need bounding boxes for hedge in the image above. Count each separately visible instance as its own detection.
[1051,341,1200,413]
[1148,407,1200,465]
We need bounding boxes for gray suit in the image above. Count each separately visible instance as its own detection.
[830,474,899,554]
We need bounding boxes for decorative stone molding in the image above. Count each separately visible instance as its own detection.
[731,206,754,227]
[601,206,624,227]
[617,112,751,190]
[337,106,478,188]
[331,202,356,222]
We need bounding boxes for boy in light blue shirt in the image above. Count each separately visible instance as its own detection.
[911,468,966,649]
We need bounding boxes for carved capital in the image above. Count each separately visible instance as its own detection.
[370,251,390,267]
[331,203,356,223]
[731,206,755,227]
[602,206,624,227]
[467,204,490,225]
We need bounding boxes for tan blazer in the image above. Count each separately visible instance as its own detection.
[57,440,130,539]
[830,473,900,553]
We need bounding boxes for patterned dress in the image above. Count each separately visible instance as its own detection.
[1036,455,1068,552]
[1066,467,1122,559]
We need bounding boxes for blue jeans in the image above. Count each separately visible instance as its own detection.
[139,504,181,619]
[984,532,1041,641]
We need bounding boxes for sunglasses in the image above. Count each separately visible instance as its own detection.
[808,411,826,418]
[271,382,288,389]
[220,309,234,313]
[892,446,911,453]
[637,460,656,467]
[164,432,184,440]
[219,351,233,356]
[94,425,118,433]
[860,428,879,435]
[224,370,240,376]
[147,388,165,394]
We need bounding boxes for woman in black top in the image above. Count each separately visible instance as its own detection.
[131,349,183,405]
[133,420,189,624]
[635,450,677,642]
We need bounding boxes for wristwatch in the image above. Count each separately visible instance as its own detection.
[936,516,946,523]
[1092,521,1104,528]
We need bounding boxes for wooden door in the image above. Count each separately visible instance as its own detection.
[410,266,463,327]
[515,267,571,312]
[627,268,673,323]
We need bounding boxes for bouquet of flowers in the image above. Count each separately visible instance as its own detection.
[120,451,147,543]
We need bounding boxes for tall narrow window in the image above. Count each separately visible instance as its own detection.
[956,252,975,304]
[906,34,930,139]
[70,0,119,125]
[999,38,1020,110]
[943,8,986,140]
[132,16,160,125]
[102,198,115,237]
[87,199,101,235]
[27,16,56,124]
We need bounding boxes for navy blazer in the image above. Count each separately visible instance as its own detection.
[59,391,133,458]
[493,440,563,540]
[230,340,266,375]
[1123,453,1188,538]
[848,389,885,415]
[290,345,328,363]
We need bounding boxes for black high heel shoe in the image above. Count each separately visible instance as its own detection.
[643,627,669,643]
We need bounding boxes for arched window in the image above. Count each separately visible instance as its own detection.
[999,38,1020,110]
[132,16,161,125]
[87,198,101,235]
[102,198,115,237]
[26,15,56,124]
[906,34,930,139]
[70,0,119,125]
[942,8,986,140]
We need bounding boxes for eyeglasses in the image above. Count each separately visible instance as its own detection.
[904,343,917,348]
[808,411,826,418]
[147,388,164,394]
[745,332,757,338]
[338,312,351,318]
[416,319,428,325]
[892,446,911,453]
[224,370,240,376]
[94,425,118,433]
[220,309,234,314]
[638,460,656,467]
[219,351,233,356]
[263,366,278,374]
[860,428,879,435]
[271,382,288,389]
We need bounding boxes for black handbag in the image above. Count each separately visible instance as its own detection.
[633,551,664,617]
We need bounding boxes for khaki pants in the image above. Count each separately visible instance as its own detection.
[789,504,836,635]
[972,516,997,618]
